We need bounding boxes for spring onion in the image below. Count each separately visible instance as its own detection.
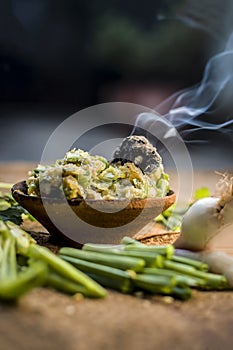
[0,261,47,301]
[59,238,231,300]
[163,260,228,289]
[0,219,108,300]
[82,242,164,268]
[59,247,145,272]
[46,271,100,297]
[175,173,233,251]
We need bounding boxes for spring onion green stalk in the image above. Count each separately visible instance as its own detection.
[61,241,230,297]
[59,254,134,281]
[134,273,192,300]
[0,237,12,280]
[121,236,175,258]
[3,236,17,280]
[5,221,35,255]
[60,253,193,298]
[46,272,99,297]
[122,236,174,258]
[175,174,233,251]
[0,261,47,300]
[123,244,174,260]
[0,220,10,236]
[0,221,17,280]
[59,247,145,272]
[83,243,124,253]
[87,273,133,293]
[143,267,205,288]
[171,286,192,301]
[59,254,133,294]
[27,245,107,298]
[163,260,228,289]
[121,237,143,245]
[132,274,177,294]
[171,255,209,271]
[5,221,107,298]
[120,250,164,268]
[175,249,233,288]
[82,243,164,268]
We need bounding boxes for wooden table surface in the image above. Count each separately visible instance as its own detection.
[1,161,233,350]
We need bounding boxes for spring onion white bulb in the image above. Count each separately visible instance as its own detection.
[175,173,233,251]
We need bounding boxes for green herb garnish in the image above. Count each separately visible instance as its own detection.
[0,190,27,225]
[0,184,35,225]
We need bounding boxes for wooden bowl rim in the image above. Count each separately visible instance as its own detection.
[12,180,176,207]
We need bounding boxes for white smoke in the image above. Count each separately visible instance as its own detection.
[136,0,233,140]
[163,34,233,134]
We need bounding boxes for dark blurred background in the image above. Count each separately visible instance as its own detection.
[0,0,232,165]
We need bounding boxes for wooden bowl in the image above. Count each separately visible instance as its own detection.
[12,181,176,247]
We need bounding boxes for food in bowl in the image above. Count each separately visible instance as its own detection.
[13,136,175,245]
[27,136,170,200]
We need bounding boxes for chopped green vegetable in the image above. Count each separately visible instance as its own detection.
[0,219,108,301]
[59,254,133,294]
[26,143,169,200]
[0,176,229,303]
[171,255,209,271]
[59,247,145,272]
[123,243,174,260]
[82,244,164,268]
[0,260,47,301]
[46,271,100,297]
[87,273,133,293]
[132,273,177,294]
[59,238,231,300]
[171,286,192,301]
[59,255,134,282]
[163,260,228,289]
[27,245,107,298]
[142,267,205,288]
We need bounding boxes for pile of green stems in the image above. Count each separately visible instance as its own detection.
[59,237,230,300]
[1,217,229,302]
[0,219,107,301]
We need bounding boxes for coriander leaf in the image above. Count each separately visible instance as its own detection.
[0,206,26,225]
[0,191,29,225]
